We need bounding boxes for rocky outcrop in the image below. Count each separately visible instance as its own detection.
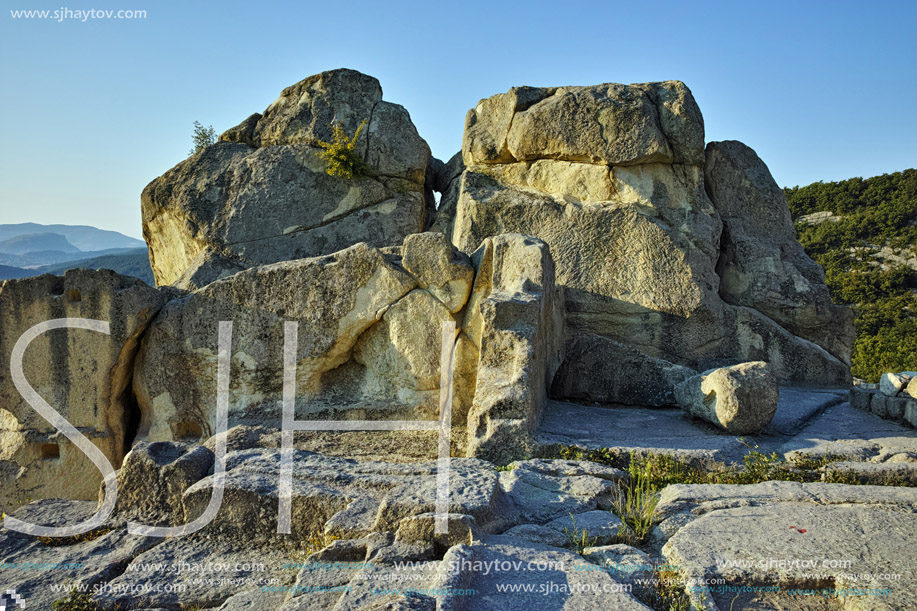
[134,233,562,463]
[460,234,563,463]
[134,242,421,442]
[704,140,855,363]
[0,269,165,511]
[1,68,909,611]
[111,440,214,525]
[673,361,779,434]
[448,80,851,399]
[142,69,430,286]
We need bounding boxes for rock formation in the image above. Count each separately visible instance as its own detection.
[0,269,165,507]
[142,69,431,286]
[446,81,852,406]
[1,69,859,511]
[6,68,907,611]
[704,141,855,362]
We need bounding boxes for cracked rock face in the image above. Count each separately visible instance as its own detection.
[133,233,561,463]
[0,270,166,511]
[134,242,426,442]
[704,140,855,365]
[449,80,851,397]
[142,68,430,286]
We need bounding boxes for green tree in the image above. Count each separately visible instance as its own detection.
[785,169,917,381]
[190,120,216,155]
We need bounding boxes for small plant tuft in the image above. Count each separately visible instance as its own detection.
[563,513,598,554]
[645,563,693,611]
[316,120,369,179]
[190,120,216,155]
[611,467,660,542]
[52,592,99,611]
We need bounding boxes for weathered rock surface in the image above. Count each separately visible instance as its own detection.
[460,234,563,463]
[400,232,473,313]
[655,483,917,610]
[880,371,914,396]
[450,80,851,404]
[715,304,851,385]
[0,269,165,511]
[544,509,626,546]
[673,361,779,434]
[436,535,650,610]
[181,450,512,540]
[705,140,855,363]
[501,523,568,548]
[0,499,161,610]
[172,250,245,291]
[581,544,655,597]
[111,440,214,526]
[497,459,622,524]
[452,162,724,366]
[850,386,917,428]
[908,377,917,400]
[462,82,703,167]
[143,69,430,286]
[552,333,696,406]
[135,243,422,441]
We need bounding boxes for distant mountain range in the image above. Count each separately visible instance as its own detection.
[0,232,81,255]
[0,223,145,251]
[0,223,153,285]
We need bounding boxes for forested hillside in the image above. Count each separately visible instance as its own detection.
[785,169,917,381]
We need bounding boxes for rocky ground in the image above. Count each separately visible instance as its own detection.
[2,388,916,610]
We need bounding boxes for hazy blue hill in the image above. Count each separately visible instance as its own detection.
[0,232,80,255]
[36,249,154,285]
[0,246,147,268]
[0,264,33,280]
[0,223,144,251]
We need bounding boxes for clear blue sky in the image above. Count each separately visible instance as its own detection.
[1,0,914,240]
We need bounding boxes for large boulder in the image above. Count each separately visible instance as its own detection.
[449,80,852,400]
[135,231,565,463]
[673,361,779,434]
[0,270,166,511]
[142,69,430,286]
[134,237,502,456]
[705,140,854,363]
[452,163,724,365]
[462,81,704,167]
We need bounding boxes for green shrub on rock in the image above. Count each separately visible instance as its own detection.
[316,120,368,179]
